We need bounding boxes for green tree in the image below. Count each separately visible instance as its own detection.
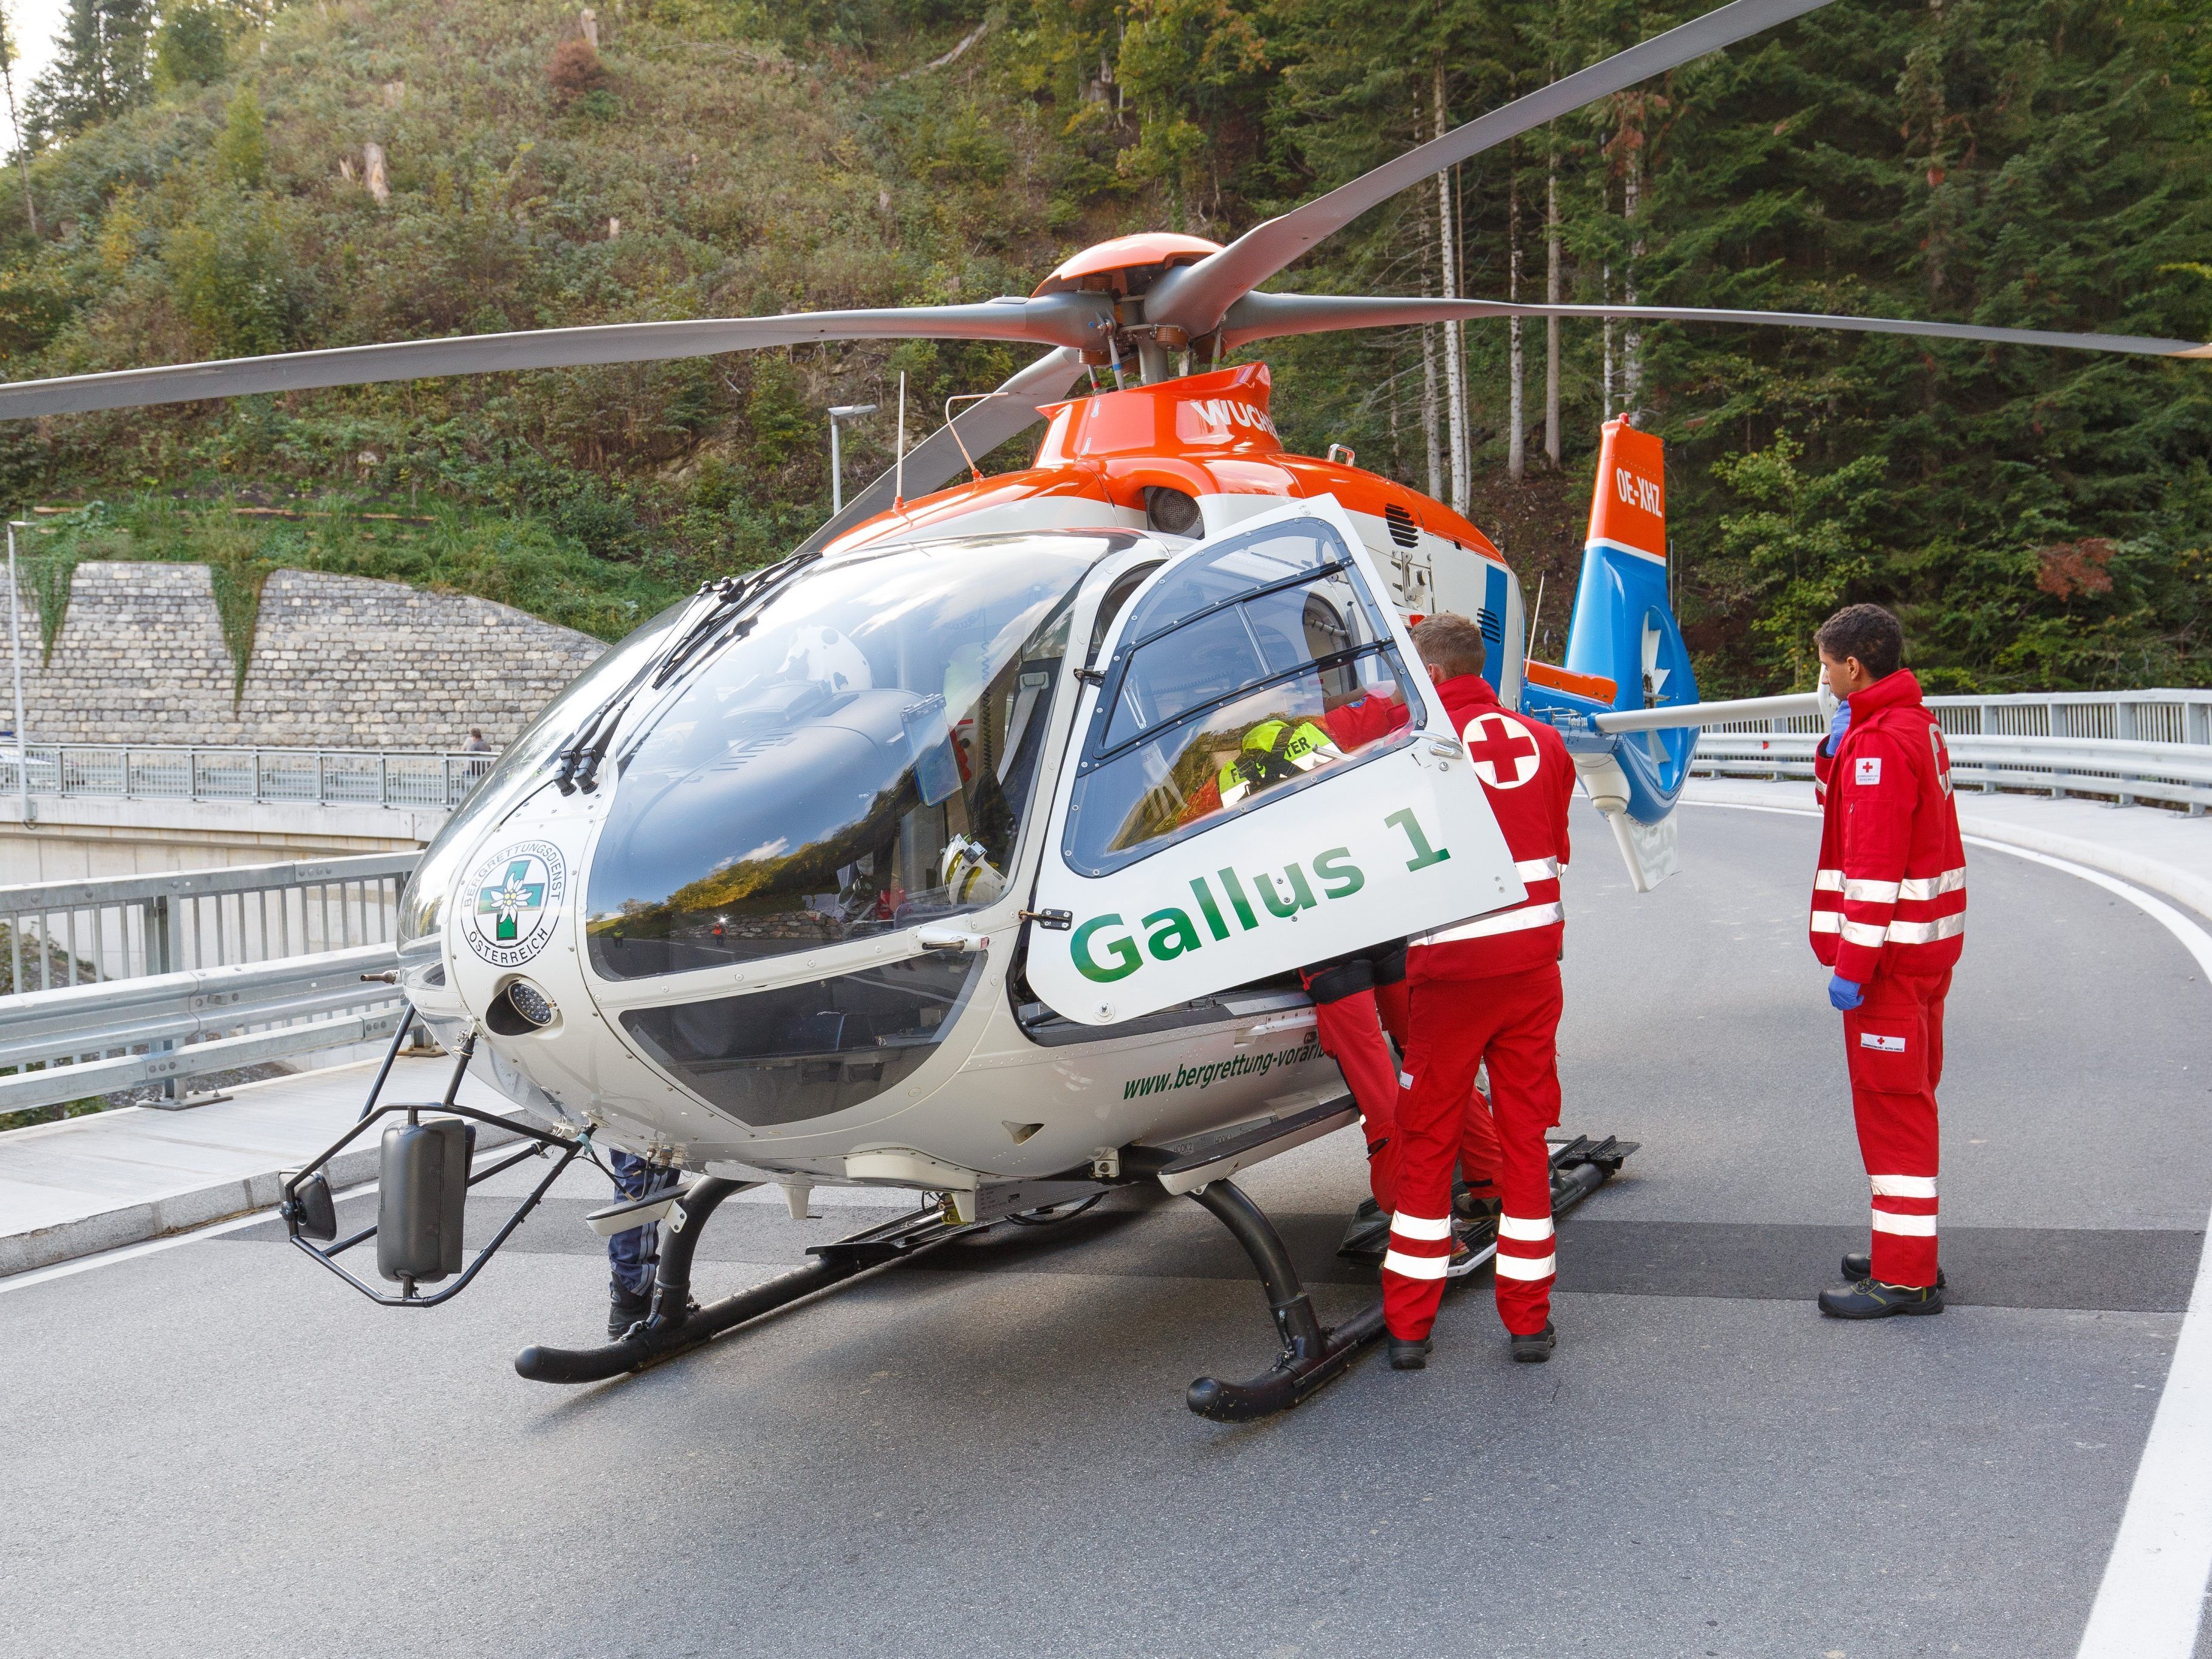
[214,85,266,187]
[153,4,227,87]
[28,0,152,140]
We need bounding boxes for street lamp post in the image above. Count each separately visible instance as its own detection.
[826,403,877,515]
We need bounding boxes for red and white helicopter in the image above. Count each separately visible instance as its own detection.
[2,0,2197,1416]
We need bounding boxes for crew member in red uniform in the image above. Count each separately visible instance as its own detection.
[1808,604,1967,1318]
[1382,613,1575,1368]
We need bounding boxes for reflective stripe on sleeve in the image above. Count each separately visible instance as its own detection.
[1870,1174,1937,1199]
[1886,914,1966,945]
[1514,857,1561,883]
[1413,901,1566,946]
[1844,878,1901,903]
[1814,869,1845,891]
[1497,1214,1555,1242]
[1898,867,1968,901]
[1840,920,1888,947]
[1871,1210,1937,1237]
[1809,911,1841,934]
[1383,1250,1451,1281]
[1494,1253,1557,1281]
[1390,1211,1453,1242]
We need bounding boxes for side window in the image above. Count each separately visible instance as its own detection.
[1086,561,1162,667]
[1062,521,1420,876]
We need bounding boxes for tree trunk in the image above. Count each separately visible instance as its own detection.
[1422,323,1443,503]
[1508,157,1525,482]
[1434,66,1468,516]
[1544,152,1560,468]
[1601,261,1614,422]
[363,142,390,205]
[1622,109,1645,423]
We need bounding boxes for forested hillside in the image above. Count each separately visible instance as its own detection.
[0,0,2207,694]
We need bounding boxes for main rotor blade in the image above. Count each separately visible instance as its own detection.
[790,346,1089,558]
[1148,0,1838,338]
[0,296,1111,421]
[1221,290,2212,358]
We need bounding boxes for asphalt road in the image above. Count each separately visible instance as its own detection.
[3,800,2205,1659]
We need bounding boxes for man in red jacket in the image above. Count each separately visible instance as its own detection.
[1383,613,1575,1368]
[1809,604,1967,1318]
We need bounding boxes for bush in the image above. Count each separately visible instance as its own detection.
[547,37,608,104]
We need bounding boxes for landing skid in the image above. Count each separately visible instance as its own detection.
[514,1179,989,1384]
[507,1104,1637,1421]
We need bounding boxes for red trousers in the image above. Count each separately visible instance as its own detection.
[1384,966,1562,1339]
[1314,979,1498,1212]
[1844,970,1949,1288]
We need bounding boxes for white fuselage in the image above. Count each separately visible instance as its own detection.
[402,512,1520,1199]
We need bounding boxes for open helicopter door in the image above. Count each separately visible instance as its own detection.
[1024,496,1524,1026]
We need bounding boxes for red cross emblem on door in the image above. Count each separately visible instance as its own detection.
[1462,711,1541,789]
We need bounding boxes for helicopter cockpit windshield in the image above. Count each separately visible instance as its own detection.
[586,532,1123,980]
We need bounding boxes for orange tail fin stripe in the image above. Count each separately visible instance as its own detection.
[1585,418,1666,564]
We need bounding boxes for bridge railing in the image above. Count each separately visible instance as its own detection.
[0,745,496,810]
[1695,688,2212,813]
[0,852,421,991]
[0,853,426,1110]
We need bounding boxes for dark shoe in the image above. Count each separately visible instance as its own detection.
[1843,1252,1945,1289]
[1337,1199,1389,1264]
[1387,1335,1432,1370]
[1509,1322,1556,1364]
[1818,1278,1944,1319]
[1453,1179,1502,1223]
[608,1281,652,1340]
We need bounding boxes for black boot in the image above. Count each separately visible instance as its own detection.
[1453,1178,1502,1223]
[1509,1322,1556,1364]
[1818,1277,1943,1319]
[1388,1335,1433,1370]
[1842,1253,1945,1290]
[608,1280,652,1341]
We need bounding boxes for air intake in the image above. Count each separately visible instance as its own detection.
[1383,503,1419,549]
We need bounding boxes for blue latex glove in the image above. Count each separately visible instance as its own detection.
[1823,700,1852,756]
[1828,973,1864,1011]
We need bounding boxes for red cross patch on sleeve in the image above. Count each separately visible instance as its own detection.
[1854,756,1882,785]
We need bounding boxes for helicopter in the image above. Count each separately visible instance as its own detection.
[3,0,2202,1420]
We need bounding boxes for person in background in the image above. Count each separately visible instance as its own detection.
[606,1151,683,1338]
[1808,603,1966,1318]
[464,728,493,753]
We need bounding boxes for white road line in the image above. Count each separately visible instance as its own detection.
[1690,799,2212,1657]
[0,1177,375,1294]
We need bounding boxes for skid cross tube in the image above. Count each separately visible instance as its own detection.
[1183,1179,1386,1423]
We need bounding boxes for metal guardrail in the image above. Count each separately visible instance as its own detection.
[0,853,425,1107]
[0,852,421,990]
[0,945,405,1112]
[0,745,496,810]
[1696,689,2212,813]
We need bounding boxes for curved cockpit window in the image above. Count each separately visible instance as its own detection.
[620,954,982,1126]
[397,599,687,962]
[586,534,1114,980]
[1063,520,1418,876]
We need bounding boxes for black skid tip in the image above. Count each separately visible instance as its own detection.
[513,1341,643,1385]
[1186,1377,1228,1418]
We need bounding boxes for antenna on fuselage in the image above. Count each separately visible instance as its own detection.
[893,370,906,511]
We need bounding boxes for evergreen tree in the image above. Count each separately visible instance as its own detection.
[29,0,153,142]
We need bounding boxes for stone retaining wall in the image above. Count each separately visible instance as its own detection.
[7,562,608,750]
